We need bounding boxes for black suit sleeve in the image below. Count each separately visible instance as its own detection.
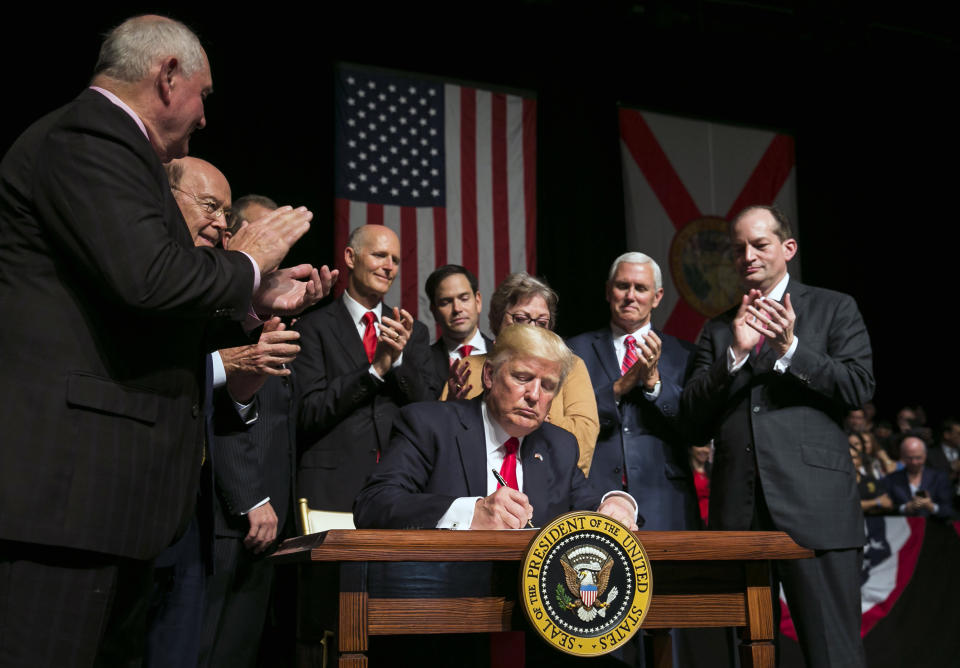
[353,406,458,529]
[296,315,432,438]
[32,105,253,320]
[779,292,875,411]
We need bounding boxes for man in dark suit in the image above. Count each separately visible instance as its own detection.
[295,224,433,512]
[355,324,638,530]
[196,194,301,666]
[682,205,874,667]
[0,16,330,664]
[885,434,955,519]
[567,252,698,531]
[423,264,493,398]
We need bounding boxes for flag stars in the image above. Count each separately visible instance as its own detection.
[358,174,367,182]
[358,90,365,98]
[347,76,355,85]
[370,185,377,193]
[358,111,366,119]
[399,96,407,104]
[348,182,356,190]
[388,84,396,92]
[347,119,356,127]
[367,81,376,89]
[347,97,356,106]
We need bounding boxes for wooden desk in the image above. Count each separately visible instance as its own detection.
[274,530,811,667]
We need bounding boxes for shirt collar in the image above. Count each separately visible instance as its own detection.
[610,320,652,345]
[481,399,523,457]
[767,272,791,302]
[444,329,486,355]
[342,290,382,325]
[89,86,148,140]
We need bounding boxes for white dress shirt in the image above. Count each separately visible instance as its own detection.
[342,291,402,380]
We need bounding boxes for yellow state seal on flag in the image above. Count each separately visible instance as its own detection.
[520,511,652,656]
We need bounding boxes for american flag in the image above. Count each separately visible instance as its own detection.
[334,64,537,337]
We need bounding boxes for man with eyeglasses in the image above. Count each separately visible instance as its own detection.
[0,16,332,664]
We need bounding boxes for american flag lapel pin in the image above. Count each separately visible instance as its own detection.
[534,453,543,462]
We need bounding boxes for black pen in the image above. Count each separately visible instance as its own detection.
[492,468,536,529]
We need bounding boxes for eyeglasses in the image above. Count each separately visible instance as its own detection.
[506,312,550,328]
[172,187,231,220]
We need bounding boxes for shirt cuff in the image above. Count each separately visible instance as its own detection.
[241,497,270,515]
[642,381,661,401]
[773,336,799,374]
[437,497,482,530]
[235,398,257,424]
[600,491,639,521]
[727,346,749,374]
[210,351,227,389]
[241,252,261,292]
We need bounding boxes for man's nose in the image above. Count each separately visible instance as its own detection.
[524,380,541,402]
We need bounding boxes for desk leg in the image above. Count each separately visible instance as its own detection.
[739,562,775,668]
[339,563,368,668]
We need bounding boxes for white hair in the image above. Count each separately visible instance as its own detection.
[607,252,662,290]
[94,15,206,83]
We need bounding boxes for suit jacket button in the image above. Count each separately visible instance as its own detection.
[191,404,200,418]
[745,446,752,453]
[752,406,761,413]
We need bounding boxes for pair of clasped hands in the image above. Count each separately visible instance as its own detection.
[731,289,796,362]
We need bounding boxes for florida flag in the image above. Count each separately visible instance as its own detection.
[618,107,798,343]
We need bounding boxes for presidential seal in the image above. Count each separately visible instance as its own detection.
[520,511,652,656]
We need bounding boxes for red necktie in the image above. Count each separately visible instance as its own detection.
[621,335,638,375]
[498,437,520,490]
[361,311,377,363]
[457,344,474,359]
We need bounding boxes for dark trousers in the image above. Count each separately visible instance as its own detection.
[753,476,866,668]
[199,536,274,667]
[145,517,206,668]
[0,540,153,668]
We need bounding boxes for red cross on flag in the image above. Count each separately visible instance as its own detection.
[618,107,798,343]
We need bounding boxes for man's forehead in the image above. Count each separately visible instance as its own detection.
[612,262,652,282]
[502,354,561,379]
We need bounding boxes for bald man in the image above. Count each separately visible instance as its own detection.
[294,225,433,512]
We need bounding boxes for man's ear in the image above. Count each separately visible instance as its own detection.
[157,57,179,105]
[782,238,798,262]
[481,361,494,392]
[344,246,357,271]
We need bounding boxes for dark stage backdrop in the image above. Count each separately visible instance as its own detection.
[3,3,956,424]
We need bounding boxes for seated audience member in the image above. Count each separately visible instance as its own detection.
[354,325,638,531]
[846,409,868,433]
[423,265,492,398]
[927,418,960,484]
[851,441,891,515]
[442,272,599,475]
[885,433,955,519]
[861,430,897,477]
[689,443,712,526]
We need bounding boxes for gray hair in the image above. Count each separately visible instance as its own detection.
[607,252,662,290]
[228,194,278,233]
[94,15,206,83]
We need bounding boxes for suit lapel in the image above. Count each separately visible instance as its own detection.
[330,297,370,366]
[456,399,489,497]
[594,329,621,383]
[520,430,552,517]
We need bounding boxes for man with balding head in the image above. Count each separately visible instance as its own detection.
[885,434,955,519]
[0,16,330,663]
[295,224,433,512]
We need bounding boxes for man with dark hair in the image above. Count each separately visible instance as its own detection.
[295,224,433,512]
[927,419,960,483]
[0,15,331,663]
[683,204,875,667]
[424,264,492,398]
